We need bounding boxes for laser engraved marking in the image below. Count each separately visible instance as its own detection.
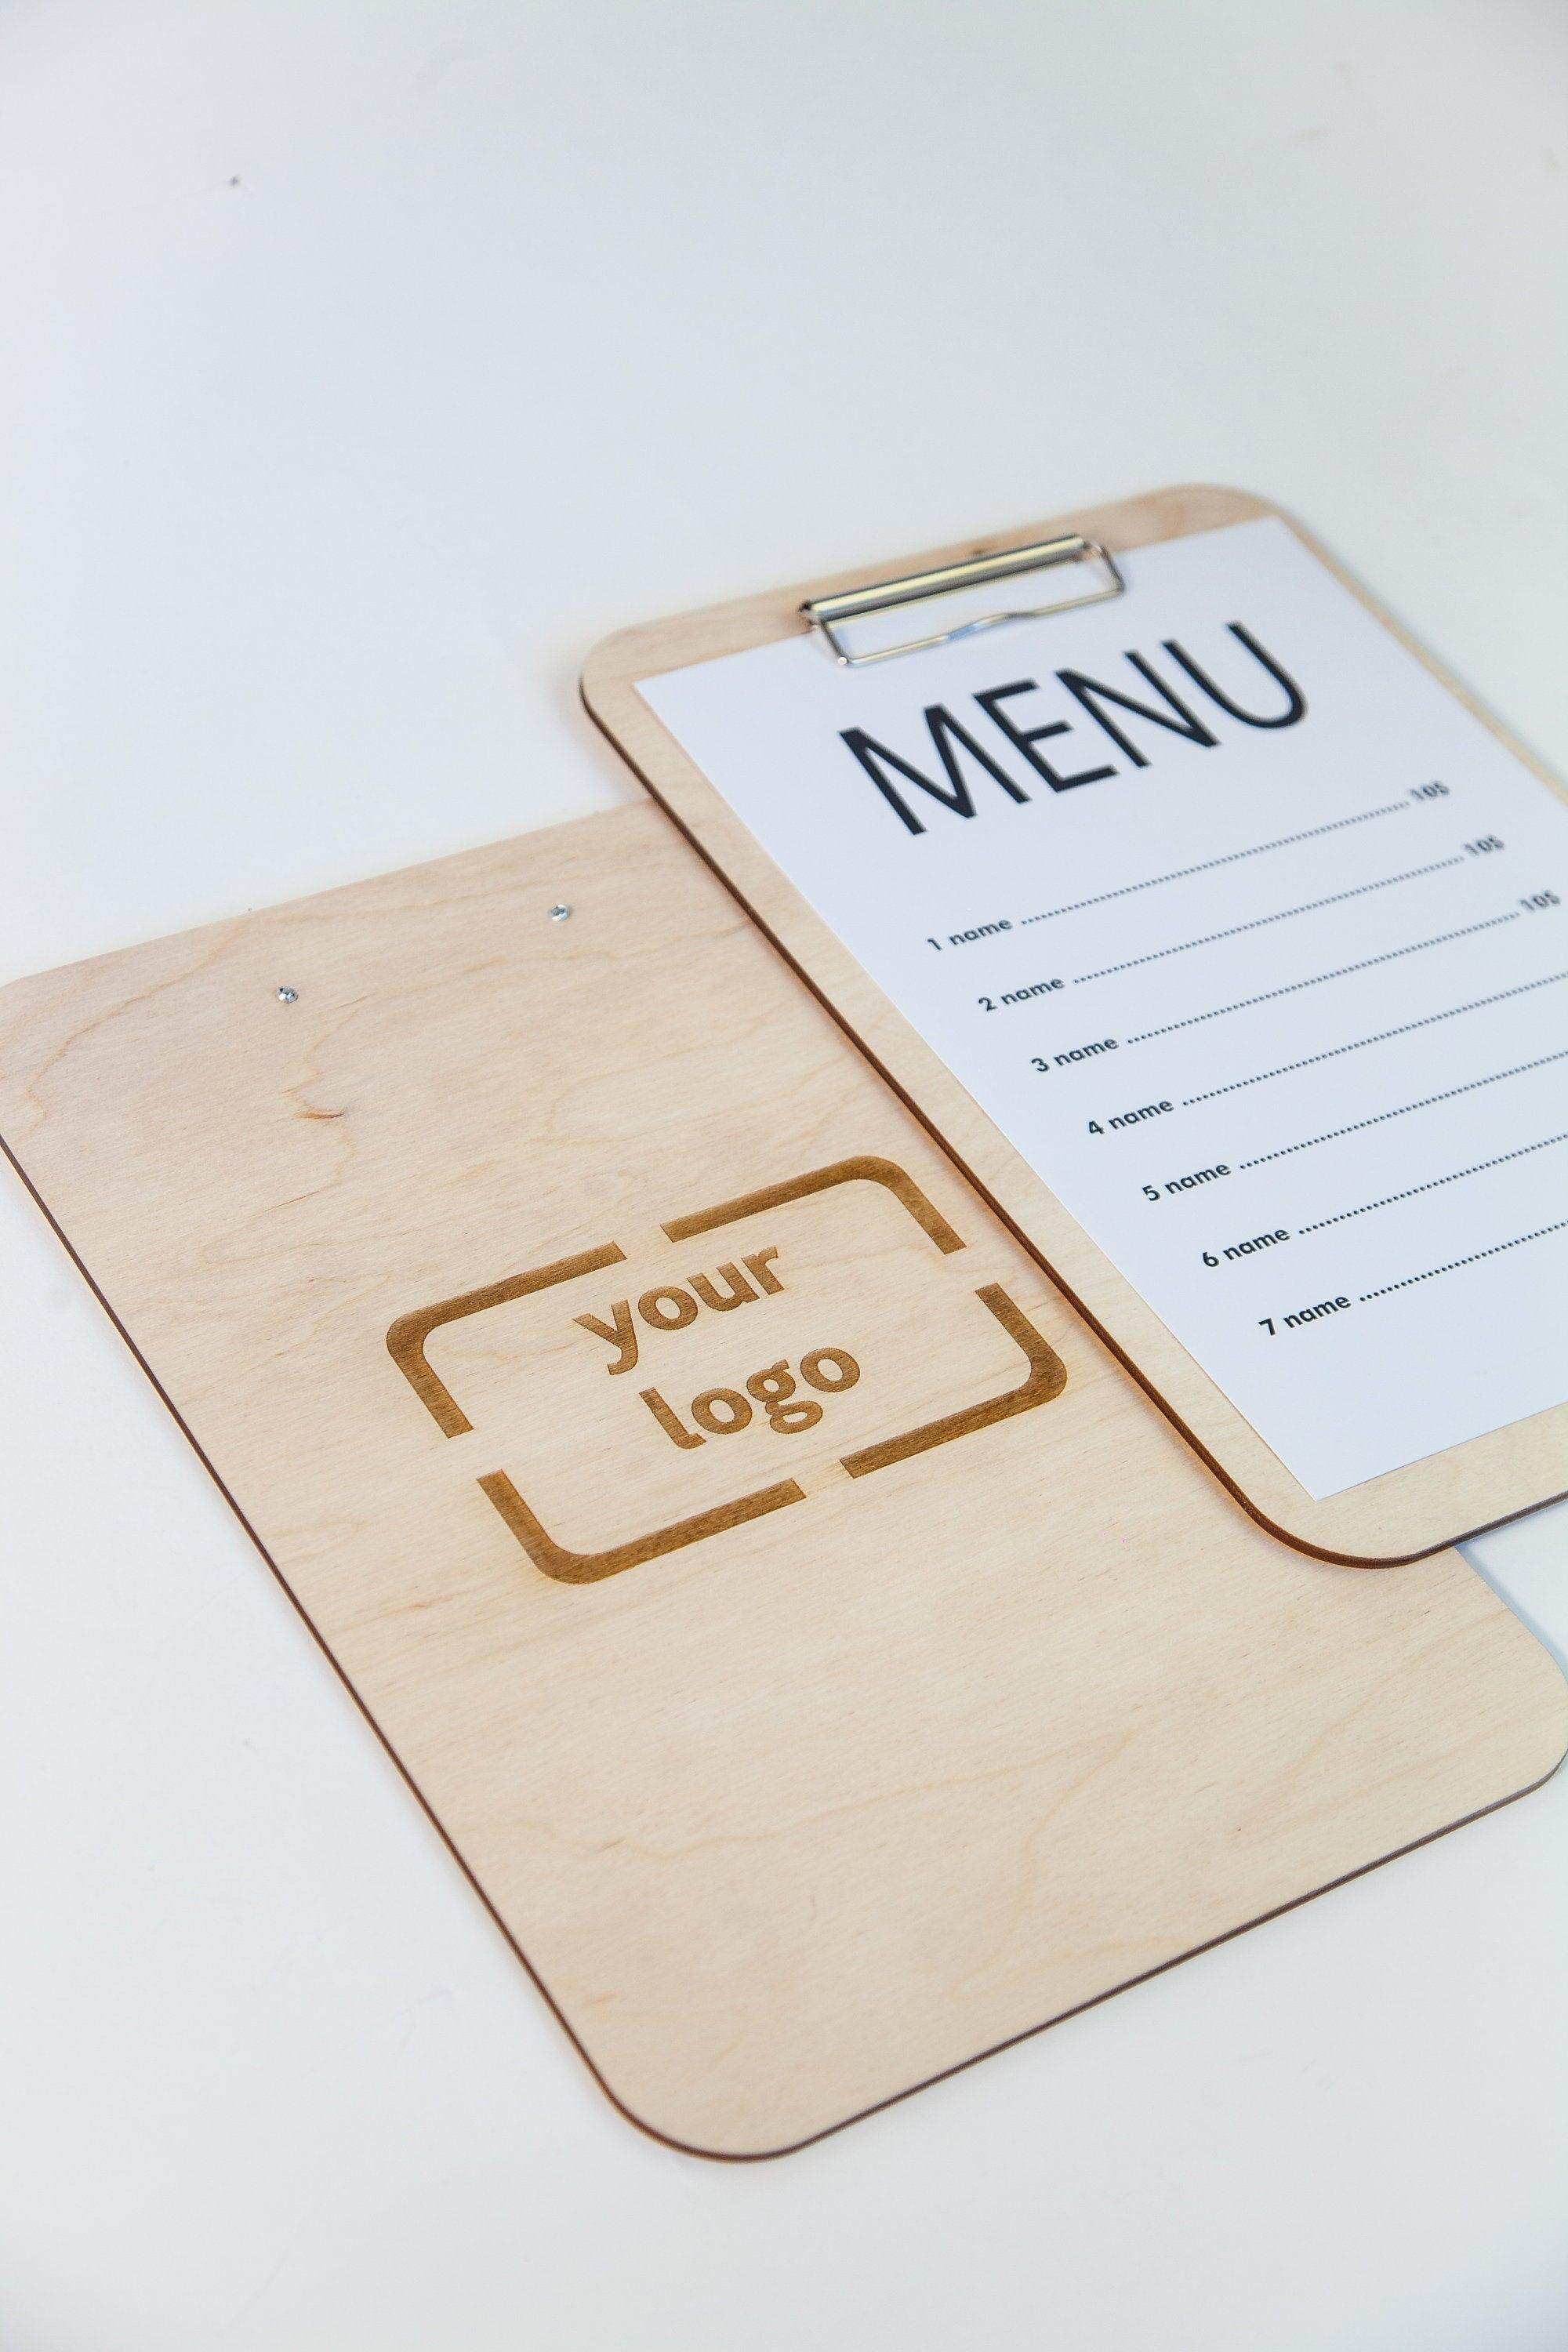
[641,1348,862,1448]
[387,1157,1065,1584]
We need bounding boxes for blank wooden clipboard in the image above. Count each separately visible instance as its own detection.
[1,802,1563,2157]
[583,485,1568,1566]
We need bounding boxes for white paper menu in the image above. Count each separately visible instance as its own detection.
[640,518,1568,1497]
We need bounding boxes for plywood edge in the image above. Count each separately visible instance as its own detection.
[598,1664,1568,2162]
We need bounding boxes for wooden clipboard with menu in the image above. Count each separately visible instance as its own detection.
[583,485,1568,1563]
[3,488,1566,2160]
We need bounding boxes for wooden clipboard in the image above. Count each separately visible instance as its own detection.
[582,485,1568,1565]
[1,802,1563,2157]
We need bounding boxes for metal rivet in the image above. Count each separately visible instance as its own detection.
[276,985,299,1003]
[549,903,572,923]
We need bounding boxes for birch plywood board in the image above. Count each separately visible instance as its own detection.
[1,804,1563,2158]
[582,485,1568,1563]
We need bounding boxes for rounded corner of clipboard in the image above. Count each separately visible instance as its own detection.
[579,624,653,714]
[1149,481,1283,533]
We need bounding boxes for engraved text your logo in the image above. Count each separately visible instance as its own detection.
[572,1245,862,1450]
[387,1157,1066,1586]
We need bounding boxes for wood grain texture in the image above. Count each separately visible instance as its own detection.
[581,485,1568,1563]
[1,803,1563,2157]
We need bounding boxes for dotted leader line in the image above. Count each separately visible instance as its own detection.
[1073,857,1465,985]
[1361,1216,1568,1301]
[1236,1043,1568,1171]
[1300,1128,1568,1235]
[1123,911,1521,1045]
[1016,799,1408,927]
[1180,968,1568,1106]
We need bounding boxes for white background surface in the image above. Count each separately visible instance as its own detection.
[1,3,1564,2345]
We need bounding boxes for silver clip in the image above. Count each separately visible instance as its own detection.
[803,534,1125,668]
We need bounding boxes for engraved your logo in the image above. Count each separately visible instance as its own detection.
[570,1246,863,1450]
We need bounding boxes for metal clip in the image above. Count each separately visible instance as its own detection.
[803,534,1125,668]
